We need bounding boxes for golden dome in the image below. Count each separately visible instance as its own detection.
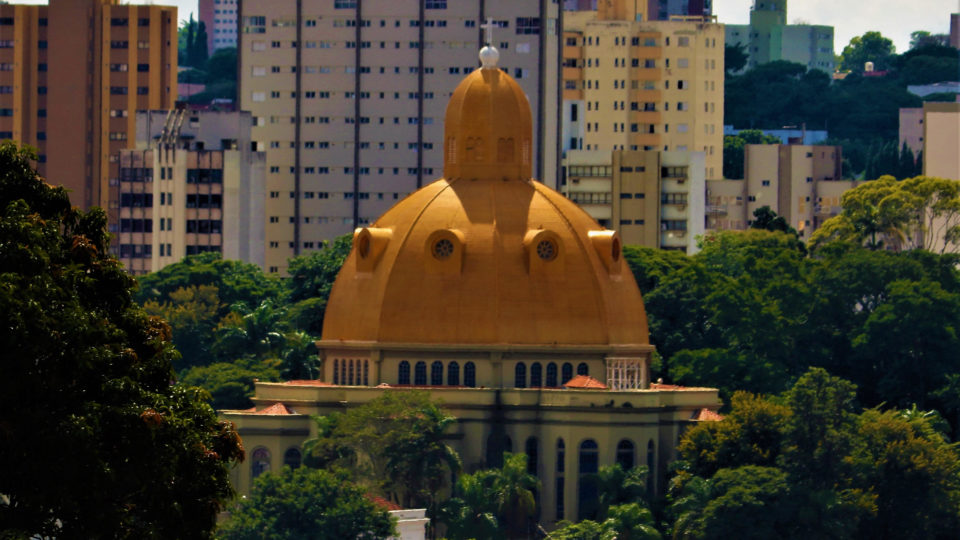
[321,57,650,347]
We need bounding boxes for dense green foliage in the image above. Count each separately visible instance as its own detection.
[178,15,209,69]
[217,467,395,540]
[725,34,958,177]
[179,47,239,104]
[303,391,461,511]
[629,196,960,419]
[136,239,348,407]
[441,453,540,540]
[669,369,960,539]
[0,143,244,538]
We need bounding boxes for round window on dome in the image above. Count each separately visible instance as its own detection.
[536,239,558,261]
[433,238,455,260]
[612,237,621,262]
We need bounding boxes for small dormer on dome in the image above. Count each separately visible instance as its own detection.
[443,47,532,181]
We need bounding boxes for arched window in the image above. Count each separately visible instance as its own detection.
[348,359,354,385]
[647,440,656,495]
[515,362,527,388]
[464,362,476,387]
[398,361,411,385]
[363,360,369,385]
[578,440,599,520]
[252,447,271,479]
[283,447,302,469]
[431,361,443,385]
[562,363,574,384]
[577,362,589,376]
[526,437,539,477]
[616,440,635,470]
[333,359,339,384]
[448,361,460,386]
[414,361,427,385]
[340,359,346,385]
[546,362,558,387]
[556,438,566,520]
[486,433,513,468]
[530,362,543,387]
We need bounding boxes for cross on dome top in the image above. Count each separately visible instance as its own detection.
[479,17,499,69]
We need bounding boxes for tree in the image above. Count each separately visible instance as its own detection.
[180,358,280,410]
[286,234,352,334]
[593,464,650,518]
[909,31,949,49]
[218,467,395,540]
[213,300,289,362]
[441,470,502,540]
[0,143,244,538]
[839,31,896,72]
[142,284,221,372]
[724,42,747,74]
[303,391,461,511]
[551,503,660,540]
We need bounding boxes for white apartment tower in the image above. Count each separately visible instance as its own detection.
[239,0,562,274]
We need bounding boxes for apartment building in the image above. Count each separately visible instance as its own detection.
[725,0,834,73]
[645,0,712,21]
[562,2,725,181]
[199,0,238,52]
[706,144,854,239]
[899,107,924,158]
[114,109,265,275]
[923,102,960,180]
[239,0,561,274]
[0,0,177,211]
[562,149,706,253]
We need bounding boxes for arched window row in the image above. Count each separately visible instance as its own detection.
[332,358,369,386]
[251,446,271,479]
[514,362,589,388]
[397,360,476,387]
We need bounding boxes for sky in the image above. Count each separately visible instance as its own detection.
[16,0,960,54]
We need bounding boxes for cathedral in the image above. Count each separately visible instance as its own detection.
[223,42,720,525]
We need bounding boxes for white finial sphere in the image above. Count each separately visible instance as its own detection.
[479,45,499,69]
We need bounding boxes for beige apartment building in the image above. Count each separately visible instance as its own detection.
[923,102,960,180]
[239,0,561,274]
[114,109,265,275]
[0,0,177,211]
[707,144,855,239]
[561,1,724,181]
[899,107,924,158]
[562,149,706,253]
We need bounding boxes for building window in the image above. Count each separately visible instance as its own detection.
[647,440,656,495]
[515,362,527,388]
[398,361,410,385]
[283,448,302,469]
[616,440,635,470]
[431,361,443,386]
[562,363,573,384]
[464,362,476,387]
[577,363,589,377]
[546,363,558,387]
[448,361,460,386]
[530,362,542,387]
[525,437,539,477]
[414,361,427,385]
[578,440,600,520]
[251,447,270,479]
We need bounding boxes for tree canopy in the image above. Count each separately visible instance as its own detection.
[0,142,243,538]
[217,467,395,540]
[839,31,897,72]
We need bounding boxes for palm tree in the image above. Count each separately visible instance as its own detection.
[604,503,662,540]
[441,470,501,540]
[669,475,711,540]
[279,330,319,379]
[213,300,287,361]
[593,464,649,518]
[494,453,540,539]
[386,403,462,509]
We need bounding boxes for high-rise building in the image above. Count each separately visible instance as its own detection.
[562,3,725,180]
[0,0,177,211]
[238,0,562,275]
[725,0,834,73]
[561,149,705,253]
[950,13,959,49]
[115,109,266,274]
[646,0,711,21]
[199,0,238,52]
[706,144,853,240]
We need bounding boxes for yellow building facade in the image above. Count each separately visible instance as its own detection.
[224,44,720,527]
[561,3,724,180]
[561,148,706,252]
[0,0,177,211]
